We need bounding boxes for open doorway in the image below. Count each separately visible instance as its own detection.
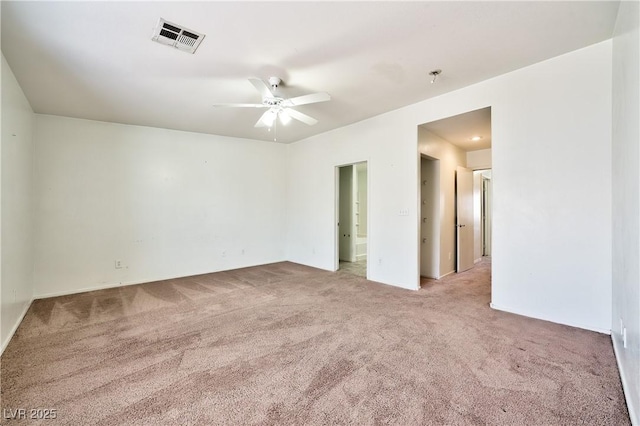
[336,162,368,278]
[480,170,492,257]
[420,155,440,279]
[418,106,492,288]
[471,168,493,263]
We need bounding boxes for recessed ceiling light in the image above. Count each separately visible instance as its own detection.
[470,136,483,141]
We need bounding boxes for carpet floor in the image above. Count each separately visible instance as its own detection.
[339,259,367,278]
[1,260,629,425]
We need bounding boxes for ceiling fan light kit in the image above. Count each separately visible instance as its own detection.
[212,76,331,133]
[279,109,292,125]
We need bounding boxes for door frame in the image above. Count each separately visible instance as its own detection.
[334,160,370,277]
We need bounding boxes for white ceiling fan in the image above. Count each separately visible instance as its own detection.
[213,77,330,128]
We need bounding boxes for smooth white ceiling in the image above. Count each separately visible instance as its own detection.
[1,1,619,143]
[421,107,492,152]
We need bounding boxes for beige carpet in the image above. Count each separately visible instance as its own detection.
[1,260,629,425]
[339,259,367,277]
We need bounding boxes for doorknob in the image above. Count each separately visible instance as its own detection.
[422,238,427,243]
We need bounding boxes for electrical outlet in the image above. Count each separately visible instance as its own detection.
[241,249,245,255]
[399,209,409,216]
[115,260,122,269]
[448,252,452,260]
[222,250,227,257]
[378,258,382,265]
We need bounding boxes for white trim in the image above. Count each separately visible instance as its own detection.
[474,257,482,264]
[439,270,455,279]
[420,275,438,280]
[34,259,286,300]
[612,336,639,426]
[369,278,419,291]
[37,278,159,299]
[489,303,611,335]
[1,298,34,355]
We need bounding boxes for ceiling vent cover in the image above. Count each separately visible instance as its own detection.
[151,18,205,54]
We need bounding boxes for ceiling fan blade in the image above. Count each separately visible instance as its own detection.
[249,78,275,100]
[284,92,331,107]
[212,103,266,108]
[286,108,318,126]
[254,109,277,128]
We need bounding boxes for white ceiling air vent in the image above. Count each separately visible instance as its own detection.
[151,18,205,54]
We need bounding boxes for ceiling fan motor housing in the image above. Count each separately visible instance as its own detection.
[268,76,281,90]
[263,97,284,106]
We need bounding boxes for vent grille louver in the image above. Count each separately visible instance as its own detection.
[162,23,181,33]
[159,29,178,40]
[151,18,205,54]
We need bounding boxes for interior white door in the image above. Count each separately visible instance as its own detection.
[456,166,474,272]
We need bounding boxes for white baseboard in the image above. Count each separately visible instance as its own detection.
[438,270,455,279]
[368,278,419,291]
[419,275,438,280]
[1,298,34,356]
[35,259,288,300]
[37,279,154,300]
[612,335,638,425]
[356,254,367,261]
[489,303,611,335]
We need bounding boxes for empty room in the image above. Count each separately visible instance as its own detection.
[1,1,638,424]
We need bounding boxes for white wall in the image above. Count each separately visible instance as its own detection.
[418,128,467,277]
[286,113,419,289]
[470,42,613,333]
[33,115,287,297]
[611,1,640,423]
[1,55,35,351]
[467,148,492,170]
[286,40,613,331]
